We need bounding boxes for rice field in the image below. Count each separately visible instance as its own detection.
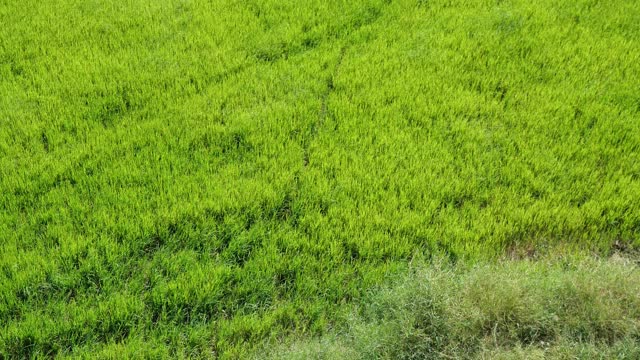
[1,0,639,358]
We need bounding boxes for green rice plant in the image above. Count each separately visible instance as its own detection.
[1,0,639,357]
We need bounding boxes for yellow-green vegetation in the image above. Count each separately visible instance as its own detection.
[1,0,639,358]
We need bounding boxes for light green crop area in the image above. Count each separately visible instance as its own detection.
[1,0,639,358]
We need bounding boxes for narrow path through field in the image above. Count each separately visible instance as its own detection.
[303,46,347,167]
[273,1,393,226]
[299,1,392,169]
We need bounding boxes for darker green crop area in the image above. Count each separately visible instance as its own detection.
[1,0,639,358]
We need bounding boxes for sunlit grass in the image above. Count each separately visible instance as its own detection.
[1,0,639,357]
[265,256,640,359]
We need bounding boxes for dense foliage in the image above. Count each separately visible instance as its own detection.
[1,0,639,357]
[267,257,640,359]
